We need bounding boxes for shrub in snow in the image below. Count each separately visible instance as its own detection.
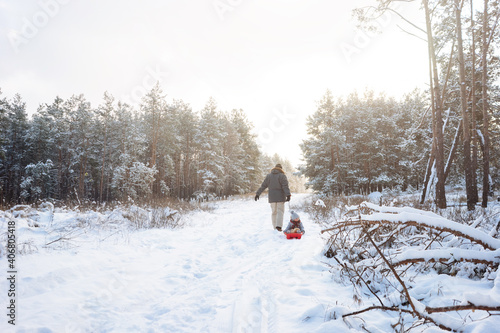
[149,207,180,229]
[121,205,181,229]
[18,239,38,255]
[315,199,326,208]
[367,191,383,205]
[111,161,157,201]
[10,205,32,218]
[39,201,54,212]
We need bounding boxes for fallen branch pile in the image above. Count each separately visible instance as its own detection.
[322,202,500,332]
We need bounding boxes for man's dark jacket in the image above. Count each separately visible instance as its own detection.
[256,167,291,203]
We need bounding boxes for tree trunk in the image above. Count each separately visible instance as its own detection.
[184,138,191,199]
[423,0,446,208]
[482,0,491,207]
[444,120,462,182]
[455,0,475,211]
[78,138,88,200]
[420,144,435,205]
[471,2,479,205]
[99,120,108,203]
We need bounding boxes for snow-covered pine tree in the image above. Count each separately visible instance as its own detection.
[195,98,225,198]
[1,94,29,203]
[300,90,429,196]
[300,90,348,195]
[95,92,115,203]
[23,104,59,202]
[20,160,54,202]
[170,99,198,199]
[64,94,95,202]
[140,83,167,199]
[0,89,7,205]
[229,108,261,194]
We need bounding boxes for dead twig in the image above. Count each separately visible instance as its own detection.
[425,304,500,314]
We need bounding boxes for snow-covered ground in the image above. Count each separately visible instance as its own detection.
[0,194,353,332]
[1,194,499,332]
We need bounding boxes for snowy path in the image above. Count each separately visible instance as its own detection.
[2,195,354,332]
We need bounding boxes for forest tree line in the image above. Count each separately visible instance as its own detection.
[0,84,303,206]
[301,0,500,209]
[3,0,500,210]
[300,90,435,195]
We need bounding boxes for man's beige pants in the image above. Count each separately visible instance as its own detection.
[270,202,285,229]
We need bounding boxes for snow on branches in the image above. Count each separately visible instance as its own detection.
[322,202,500,332]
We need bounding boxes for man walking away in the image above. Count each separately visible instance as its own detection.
[255,163,291,231]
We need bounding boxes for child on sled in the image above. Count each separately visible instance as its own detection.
[283,211,305,234]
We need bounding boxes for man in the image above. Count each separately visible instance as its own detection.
[255,163,291,231]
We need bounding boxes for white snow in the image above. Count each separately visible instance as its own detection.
[314,199,326,208]
[362,211,500,250]
[367,191,383,204]
[1,195,500,332]
[0,195,352,332]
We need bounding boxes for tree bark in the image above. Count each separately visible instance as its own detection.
[455,0,475,211]
[99,114,109,203]
[423,0,446,208]
[420,142,435,204]
[471,1,479,205]
[444,120,462,181]
[482,0,491,207]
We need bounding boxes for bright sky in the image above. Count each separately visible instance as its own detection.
[0,0,429,167]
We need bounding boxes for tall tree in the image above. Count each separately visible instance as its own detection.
[111,101,155,202]
[230,108,261,193]
[471,0,479,206]
[45,97,71,200]
[455,0,475,211]
[424,0,447,208]
[169,99,198,198]
[141,83,166,198]
[0,90,7,205]
[481,0,491,207]
[1,95,29,203]
[300,90,429,195]
[97,92,115,203]
[65,95,95,201]
[195,98,225,196]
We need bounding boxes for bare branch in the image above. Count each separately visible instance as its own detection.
[323,218,500,251]
[392,248,500,267]
[365,231,418,313]
[342,305,453,331]
[426,304,500,314]
[396,24,428,42]
[342,305,414,318]
[384,7,427,34]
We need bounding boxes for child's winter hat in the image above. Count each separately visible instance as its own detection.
[290,210,300,221]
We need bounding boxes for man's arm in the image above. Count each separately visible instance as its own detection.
[256,175,270,197]
[280,174,291,197]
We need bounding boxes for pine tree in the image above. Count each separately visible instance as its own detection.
[64,94,95,202]
[172,99,198,199]
[195,98,225,197]
[0,90,7,205]
[111,102,153,202]
[96,92,115,203]
[230,108,261,193]
[300,90,429,196]
[141,83,166,199]
[1,94,29,203]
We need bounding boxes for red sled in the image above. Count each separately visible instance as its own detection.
[286,233,302,239]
